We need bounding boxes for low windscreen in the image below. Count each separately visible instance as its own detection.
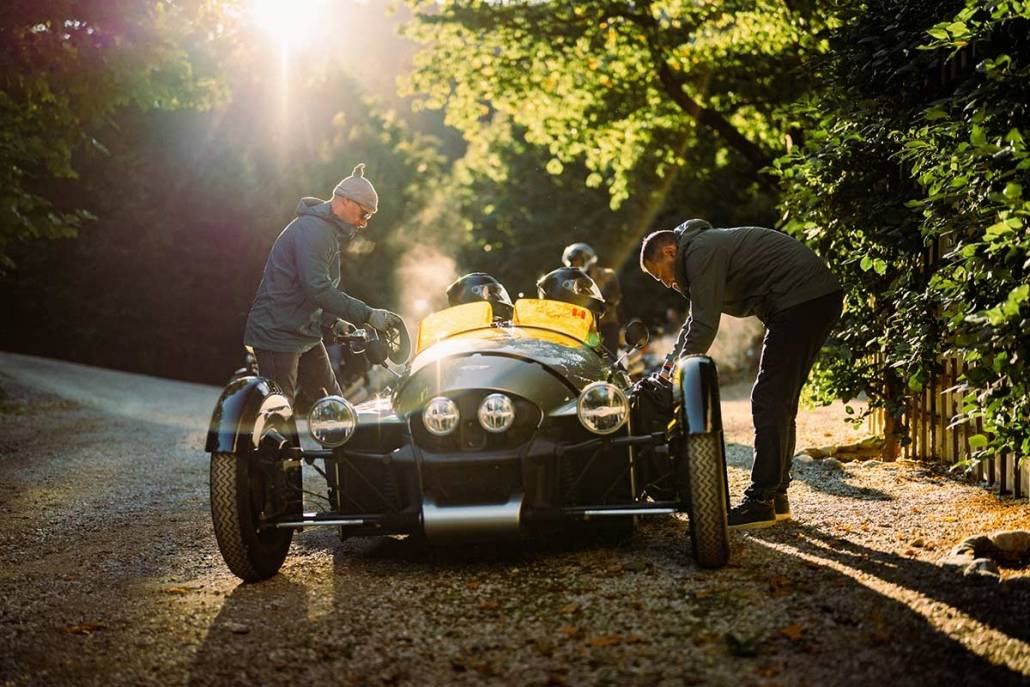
[512,299,594,344]
[415,301,493,354]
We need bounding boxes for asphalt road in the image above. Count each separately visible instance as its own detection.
[1,352,1028,686]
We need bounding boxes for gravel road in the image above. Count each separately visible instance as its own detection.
[1,352,1028,686]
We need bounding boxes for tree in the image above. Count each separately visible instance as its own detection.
[775,0,1029,461]
[0,0,227,270]
[401,0,838,207]
[1,42,448,384]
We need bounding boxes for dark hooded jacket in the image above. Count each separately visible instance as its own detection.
[668,219,840,359]
[244,198,372,353]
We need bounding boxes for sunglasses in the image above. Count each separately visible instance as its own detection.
[352,199,374,221]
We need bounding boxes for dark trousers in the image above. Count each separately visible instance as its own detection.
[745,290,843,502]
[254,343,342,405]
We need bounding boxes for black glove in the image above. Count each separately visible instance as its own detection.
[367,308,403,332]
[632,374,674,414]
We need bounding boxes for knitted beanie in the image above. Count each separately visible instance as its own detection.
[332,163,379,213]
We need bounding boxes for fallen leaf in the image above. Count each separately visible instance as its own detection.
[465,580,481,590]
[779,623,803,641]
[768,575,795,597]
[560,603,580,615]
[903,548,917,557]
[63,622,107,636]
[164,586,190,594]
[479,599,499,610]
[692,589,714,599]
[755,664,781,678]
[587,634,622,647]
[560,625,584,639]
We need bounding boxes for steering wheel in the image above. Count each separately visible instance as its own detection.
[370,321,411,366]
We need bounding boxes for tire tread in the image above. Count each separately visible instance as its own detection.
[686,433,730,568]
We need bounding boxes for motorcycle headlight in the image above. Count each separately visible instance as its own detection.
[308,396,357,447]
[423,396,460,436]
[478,393,515,433]
[577,382,628,435]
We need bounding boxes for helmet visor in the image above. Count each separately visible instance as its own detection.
[470,282,511,304]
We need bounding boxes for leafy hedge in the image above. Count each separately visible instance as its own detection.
[775,0,1029,464]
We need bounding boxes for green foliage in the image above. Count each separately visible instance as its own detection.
[400,0,838,208]
[0,0,231,270]
[0,28,447,383]
[776,0,1029,461]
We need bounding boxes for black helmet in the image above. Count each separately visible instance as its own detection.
[561,242,598,270]
[445,272,514,320]
[536,267,606,322]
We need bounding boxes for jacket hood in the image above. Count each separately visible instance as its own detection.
[673,218,713,242]
[672,219,712,293]
[296,196,355,238]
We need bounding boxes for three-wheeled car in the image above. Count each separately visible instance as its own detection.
[205,297,730,581]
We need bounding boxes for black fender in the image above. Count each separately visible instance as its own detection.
[205,376,295,454]
[672,355,723,435]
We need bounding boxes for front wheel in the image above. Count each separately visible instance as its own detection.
[683,432,730,568]
[210,452,295,582]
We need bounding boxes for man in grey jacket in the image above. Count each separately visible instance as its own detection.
[244,163,403,405]
[640,219,842,529]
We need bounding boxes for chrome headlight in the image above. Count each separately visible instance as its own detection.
[308,396,357,447]
[423,396,460,436]
[576,382,628,435]
[478,393,515,433]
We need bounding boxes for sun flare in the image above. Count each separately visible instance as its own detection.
[249,0,328,47]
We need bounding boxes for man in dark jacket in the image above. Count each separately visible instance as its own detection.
[244,163,403,404]
[639,219,842,529]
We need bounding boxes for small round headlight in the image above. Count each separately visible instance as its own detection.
[576,382,629,435]
[478,393,515,433]
[423,396,460,436]
[308,396,357,447]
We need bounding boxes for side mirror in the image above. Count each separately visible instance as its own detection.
[363,329,390,365]
[623,319,649,350]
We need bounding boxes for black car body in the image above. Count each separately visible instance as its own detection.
[206,299,730,581]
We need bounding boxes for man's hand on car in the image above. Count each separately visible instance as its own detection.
[367,308,404,332]
[329,319,356,341]
[632,373,674,414]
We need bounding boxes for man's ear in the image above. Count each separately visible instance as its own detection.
[661,243,677,259]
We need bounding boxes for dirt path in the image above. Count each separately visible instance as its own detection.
[1,353,1028,686]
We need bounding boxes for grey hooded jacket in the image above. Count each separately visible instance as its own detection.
[667,219,840,360]
[244,198,372,353]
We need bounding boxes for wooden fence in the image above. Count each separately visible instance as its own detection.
[866,233,1027,500]
[860,42,1029,499]
[867,355,1028,501]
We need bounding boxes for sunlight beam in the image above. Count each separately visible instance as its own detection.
[749,535,1030,675]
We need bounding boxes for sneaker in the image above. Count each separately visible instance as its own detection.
[727,498,777,530]
[774,493,792,521]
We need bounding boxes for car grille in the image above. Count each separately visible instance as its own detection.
[421,460,520,506]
